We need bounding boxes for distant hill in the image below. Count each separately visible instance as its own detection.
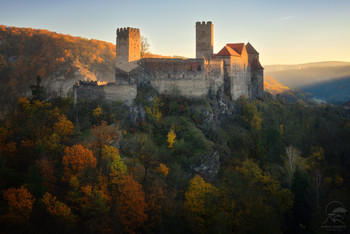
[265,61,350,104]
[301,76,350,104]
[264,61,350,88]
[0,25,117,104]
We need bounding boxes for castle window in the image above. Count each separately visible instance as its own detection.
[197,65,201,71]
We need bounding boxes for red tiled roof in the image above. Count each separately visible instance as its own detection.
[226,43,245,55]
[246,42,259,54]
[217,45,240,56]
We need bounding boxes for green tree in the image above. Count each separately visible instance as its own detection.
[30,76,45,101]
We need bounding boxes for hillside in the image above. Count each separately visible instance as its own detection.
[264,62,350,88]
[0,25,116,104]
[301,76,350,104]
[263,75,290,95]
[265,61,350,104]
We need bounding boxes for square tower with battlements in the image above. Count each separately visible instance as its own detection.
[116,27,140,72]
[196,21,213,59]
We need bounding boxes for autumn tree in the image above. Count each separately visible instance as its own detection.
[41,192,76,221]
[110,175,148,233]
[3,186,35,220]
[101,145,127,180]
[167,128,176,149]
[62,144,96,181]
[184,175,218,233]
[53,114,74,138]
[88,121,119,167]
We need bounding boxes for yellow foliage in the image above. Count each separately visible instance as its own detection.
[45,133,61,152]
[102,145,127,175]
[156,163,169,177]
[280,124,284,135]
[54,114,74,137]
[184,175,217,215]
[236,159,280,194]
[167,128,176,148]
[307,146,324,169]
[41,192,75,221]
[93,105,102,119]
[145,96,163,121]
[3,186,35,219]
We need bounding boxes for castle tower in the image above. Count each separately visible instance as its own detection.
[116,27,140,72]
[196,21,213,59]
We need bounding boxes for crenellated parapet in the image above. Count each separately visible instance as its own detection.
[116,27,140,36]
[196,21,213,26]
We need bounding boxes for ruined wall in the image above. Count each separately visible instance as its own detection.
[74,81,136,106]
[196,21,213,59]
[103,83,137,106]
[74,81,105,102]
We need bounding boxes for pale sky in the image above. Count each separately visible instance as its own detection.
[1,0,350,65]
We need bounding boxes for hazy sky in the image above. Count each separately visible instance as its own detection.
[1,0,350,65]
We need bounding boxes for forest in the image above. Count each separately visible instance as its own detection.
[0,25,116,107]
[0,80,349,233]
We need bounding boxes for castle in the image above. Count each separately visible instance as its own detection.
[75,21,264,105]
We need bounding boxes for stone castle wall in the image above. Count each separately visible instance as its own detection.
[139,58,223,98]
[74,81,137,106]
[103,83,137,106]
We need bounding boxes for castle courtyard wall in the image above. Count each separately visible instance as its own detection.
[103,83,137,106]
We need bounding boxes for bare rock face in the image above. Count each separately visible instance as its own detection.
[194,150,220,179]
[42,65,114,97]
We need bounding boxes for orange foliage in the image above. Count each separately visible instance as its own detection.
[41,192,75,221]
[113,175,148,232]
[36,158,56,192]
[62,144,96,180]
[264,75,290,95]
[0,25,116,96]
[89,121,119,156]
[3,186,35,219]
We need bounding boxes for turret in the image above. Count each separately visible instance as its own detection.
[196,21,213,59]
[116,27,140,72]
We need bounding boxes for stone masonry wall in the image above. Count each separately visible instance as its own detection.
[103,83,137,106]
[141,58,207,97]
[139,58,223,98]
